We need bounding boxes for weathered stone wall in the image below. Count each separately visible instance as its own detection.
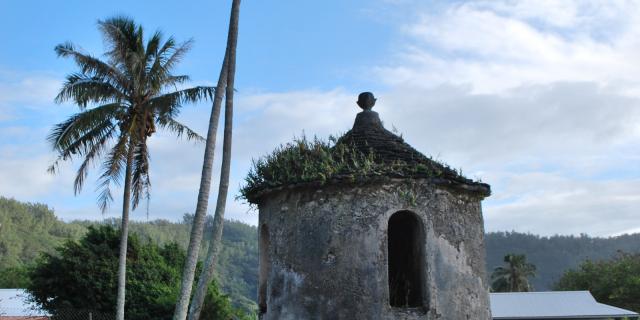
[258,179,491,320]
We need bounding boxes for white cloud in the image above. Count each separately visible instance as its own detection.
[0,153,57,198]
[375,0,640,93]
[485,172,640,236]
[377,82,640,166]
[0,70,62,108]
[366,0,640,236]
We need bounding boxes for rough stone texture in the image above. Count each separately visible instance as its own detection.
[336,110,488,192]
[258,179,491,320]
[245,110,490,203]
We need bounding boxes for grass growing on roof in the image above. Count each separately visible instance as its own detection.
[239,135,452,202]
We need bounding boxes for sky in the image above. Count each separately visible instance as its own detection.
[0,0,639,237]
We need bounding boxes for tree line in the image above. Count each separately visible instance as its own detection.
[3,196,640,313]
[485,231,640,290]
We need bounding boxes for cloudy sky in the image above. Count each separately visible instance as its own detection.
[1,0,638,236]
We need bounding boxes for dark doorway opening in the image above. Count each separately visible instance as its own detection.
[259,224,270,314]
[388,211,424,308]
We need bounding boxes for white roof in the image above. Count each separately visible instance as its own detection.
[490,291,639,319]
[0,289,49,317]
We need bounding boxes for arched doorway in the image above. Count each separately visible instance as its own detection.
[388,210,425,308]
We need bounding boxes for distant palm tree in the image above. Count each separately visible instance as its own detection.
[48,16,214,320]
[491,253,536,292]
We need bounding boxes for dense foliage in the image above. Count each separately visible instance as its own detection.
[0,197,257,314]
[554,252,640,312]
[241,136,451,202]
[490,254,536,292]
[27,225,248,319]
[0,197,85,274]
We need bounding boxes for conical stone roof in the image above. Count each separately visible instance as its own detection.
[241,92,490,203]
[336,107,489,194]
[338,109,440,169]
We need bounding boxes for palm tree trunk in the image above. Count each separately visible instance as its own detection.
[186,3,240,317]
[172,2,240,318]
[172,63,227,320]
[116,141,134,320]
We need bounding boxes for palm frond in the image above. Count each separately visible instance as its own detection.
[48,119,116,172]
[72,123,117,194]
[148,86,215,117]
[146,37,187,94]
[54,42,129,95]
[146,31,162,56]
[159,75,191,92]
[96,133,129,212]
[161,39,193,74]
[157,117,205,142]
[55,73,128,108]
[98,16,138,66]
[47,120,116,177]
[48,103,121,152]
[131,138,150,209]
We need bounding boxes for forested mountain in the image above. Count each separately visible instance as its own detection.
[2,196,640,308]
[485,231,640,290]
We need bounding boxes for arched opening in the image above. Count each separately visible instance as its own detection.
[259,224,270,314]
[388,211,424,308]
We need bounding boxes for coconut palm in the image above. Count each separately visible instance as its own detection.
[172,1,241,319]
[491,253,536,292]
[48,16,214,320]
[186,2,240,318]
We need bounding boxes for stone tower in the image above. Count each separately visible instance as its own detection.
[244,93,492,320]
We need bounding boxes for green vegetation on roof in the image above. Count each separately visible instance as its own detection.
[240,135,462,203]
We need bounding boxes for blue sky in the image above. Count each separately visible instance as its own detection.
[1,0,639,236]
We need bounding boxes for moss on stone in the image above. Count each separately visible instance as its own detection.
[240,135,479,203]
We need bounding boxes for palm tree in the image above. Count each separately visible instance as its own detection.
[491,253,536,292]
[187,1,240,318]
[48,16,214,320]
[172,1,241,319]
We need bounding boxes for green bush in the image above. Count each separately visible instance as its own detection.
[27,225,250,319]
[554,252,640,312]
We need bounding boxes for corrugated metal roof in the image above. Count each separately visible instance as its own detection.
[0,289,48,317]
[490,291,639,319]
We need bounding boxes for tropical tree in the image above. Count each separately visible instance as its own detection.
[173,1,241,319]
[48,16,214,320]
[27,225,247,320]
[187,1,241,318]
[491,253,536,292]
[554,252,640,312]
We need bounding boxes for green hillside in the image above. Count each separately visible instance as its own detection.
[485,231,640,290]
[3,195,640,308]
[0,197,258,312]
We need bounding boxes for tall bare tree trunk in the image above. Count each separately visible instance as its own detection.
[172,1,240,319]
[186,2,239,317]
[172,60,227,320]
[116,141,134,320]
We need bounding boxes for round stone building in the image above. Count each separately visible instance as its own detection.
[243,93,492,320]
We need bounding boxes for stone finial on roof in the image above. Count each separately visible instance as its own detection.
[357,92,376,111]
